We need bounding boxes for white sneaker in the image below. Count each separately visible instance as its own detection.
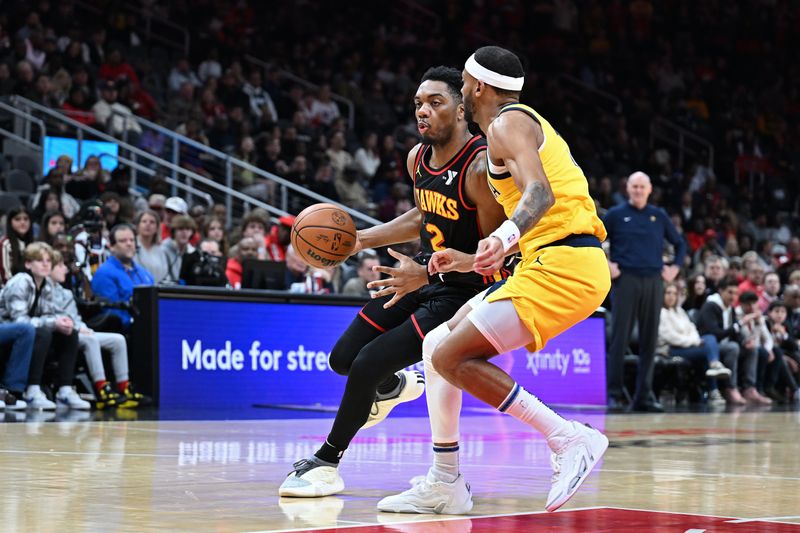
[377,468,473,514]
[24,389,56,410]
[706,361,732,379]
[708,389,726,405]
[55,388,91,410]
[363,371,425,429]
[279,459,345,497]
[545,421,608,512]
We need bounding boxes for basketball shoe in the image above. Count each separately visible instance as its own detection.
[363,370,425,429]
[94,383,121,410]
[545,421,608,512]
[377,468,473,514]
[118,383,151,408]
[279,458,345,497]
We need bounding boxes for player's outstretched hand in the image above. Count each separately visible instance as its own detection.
[429,248,474,274]
[367,248,428,309]
[473,236,505,276]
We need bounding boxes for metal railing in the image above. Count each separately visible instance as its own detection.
[103,107,379,227]
[392,0,441,33]
[5,96,295,226]
[96,153,214,209]
[557,74,623,115]
[244,55,356,130]
[7,96,381,228]
[0,100,47,148]
[74,0,190,55]
[650,117,714,170]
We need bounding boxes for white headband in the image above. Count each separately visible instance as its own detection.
[465,54,525,91]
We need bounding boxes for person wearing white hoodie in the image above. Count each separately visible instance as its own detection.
[657,282,731,404]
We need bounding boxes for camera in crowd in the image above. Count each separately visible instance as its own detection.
[182,249,228,287]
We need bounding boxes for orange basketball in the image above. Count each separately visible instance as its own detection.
[291,203,357,268]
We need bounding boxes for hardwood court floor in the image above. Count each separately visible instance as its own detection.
[1,408,798,532]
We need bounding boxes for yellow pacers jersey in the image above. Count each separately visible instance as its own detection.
[484,103,610,352]
[486,103,606,259]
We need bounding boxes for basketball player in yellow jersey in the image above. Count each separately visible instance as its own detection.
[378,46,610,515]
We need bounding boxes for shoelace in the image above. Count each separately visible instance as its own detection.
[550,452,563,483]
[290,458,321,477]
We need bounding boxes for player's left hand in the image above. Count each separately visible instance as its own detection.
[662,264,680,282]
[367,248,428,309]
[473,236,505,276]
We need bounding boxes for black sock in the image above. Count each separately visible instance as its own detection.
[315,440,345,464]
[376,373,401,397]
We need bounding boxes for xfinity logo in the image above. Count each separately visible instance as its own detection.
[526,348,591,377]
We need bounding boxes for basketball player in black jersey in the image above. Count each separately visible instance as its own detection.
[279,66,509,498]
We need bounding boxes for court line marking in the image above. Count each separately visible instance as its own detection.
[248,506,607,533]
[727,516,800,524]
[100,424,191,434]
[0,449,179,458]
[602,506,800,526]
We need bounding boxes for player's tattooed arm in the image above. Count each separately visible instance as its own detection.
[489,113,555,236]
[509,179,554,235]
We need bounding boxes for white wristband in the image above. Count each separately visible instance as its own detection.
[490,220,520,253]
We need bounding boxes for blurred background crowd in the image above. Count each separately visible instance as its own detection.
[0,0,798,409]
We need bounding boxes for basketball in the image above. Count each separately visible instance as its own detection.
[291,203,357,268]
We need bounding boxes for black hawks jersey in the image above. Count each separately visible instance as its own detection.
[412,135,510,290]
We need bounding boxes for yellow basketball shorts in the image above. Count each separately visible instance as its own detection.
[482,245,611,352]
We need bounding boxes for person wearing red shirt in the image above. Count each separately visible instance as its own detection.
[264,215,295,261]
[225,236,259,289]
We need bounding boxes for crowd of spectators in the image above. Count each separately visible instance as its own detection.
[0,1,799,409]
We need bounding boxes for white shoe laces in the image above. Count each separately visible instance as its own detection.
[550,452,563,484]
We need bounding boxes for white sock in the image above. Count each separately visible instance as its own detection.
[423,322,462,483]
[25,385,41,398]
[499,383,569,449]
[431,445,459,483]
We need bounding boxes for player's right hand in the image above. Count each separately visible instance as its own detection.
[429,248,474,274]
[473,236,505,276]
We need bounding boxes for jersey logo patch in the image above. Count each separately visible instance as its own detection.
[488,180,501,198]
[443,170,457,186]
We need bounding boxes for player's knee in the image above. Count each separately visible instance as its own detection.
[348,348,385,385]
[328,339,354,376]
[430,343,458,380]
[422,323,450,370]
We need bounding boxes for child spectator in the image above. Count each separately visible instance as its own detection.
[0,242,87,409]
[0,206,34,285]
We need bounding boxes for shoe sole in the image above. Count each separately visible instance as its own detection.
[278,478,345,498]
[545,429,609,512]
[362,371,425,429]
[377,497,474,515]
[27,403,56,411]
[56,401,91,410]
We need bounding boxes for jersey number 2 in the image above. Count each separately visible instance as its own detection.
[425,223,446,251]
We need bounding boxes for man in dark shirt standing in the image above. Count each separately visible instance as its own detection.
[604,171,687,411]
